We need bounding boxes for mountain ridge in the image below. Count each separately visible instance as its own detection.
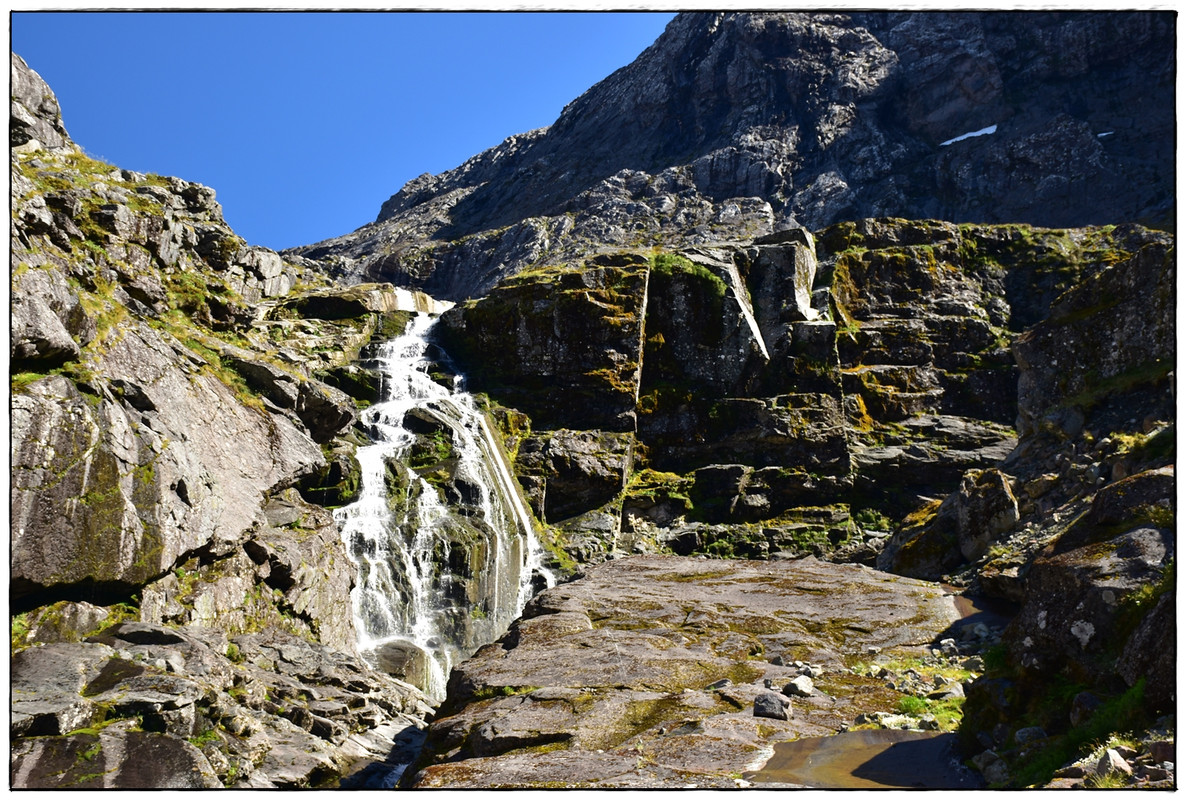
[288,11,1174,300]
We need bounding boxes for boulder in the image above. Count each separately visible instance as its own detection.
[373,639,434,688]
[1096,748,1134,778]
[782,675,814,697]
[20,601,111,645]
[955,469,1019,561]
[754,692,791,720]
[1010,524,1172,686]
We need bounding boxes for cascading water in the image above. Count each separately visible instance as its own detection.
[334,313,553,702]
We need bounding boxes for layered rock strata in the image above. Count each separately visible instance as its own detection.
[434,217,1175,787]
[438,219,1167,571]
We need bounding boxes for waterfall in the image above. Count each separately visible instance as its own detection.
[334,313,553,702]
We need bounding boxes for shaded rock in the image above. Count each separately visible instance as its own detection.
[754,692,791,720]
[954,469,1019,561]
[11,728,221,789]
[1116,590,1175,713]
[1068,691,1102,728]
[928,682,965,701]
[972,749,1010,784]
[277,282,452,319]
[516,429,634,522]
[1013,238,1174,443]
[1014,726,1047,745]
[1011,525,1172,682]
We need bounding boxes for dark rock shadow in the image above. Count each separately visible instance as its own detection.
[850,733,985,789]
[337,725,428,789]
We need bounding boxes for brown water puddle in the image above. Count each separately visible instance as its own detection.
[745,729,984,789]
[944,584,1018,630]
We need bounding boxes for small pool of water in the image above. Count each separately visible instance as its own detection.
[744,729,984,789]
[944,585,1018,630]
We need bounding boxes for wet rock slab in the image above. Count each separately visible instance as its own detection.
[409,554,961,788]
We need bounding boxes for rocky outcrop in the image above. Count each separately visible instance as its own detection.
[430,215,1174,787]
[10,52,440,788]
[880,224,1174,583]
[437,220,1167,572]
[289,12,1173,301]
[864,222,1175,784]
[10,14,1176,789]
[11,54,72,153]
[406,555,970,788]
[11,624,431,788]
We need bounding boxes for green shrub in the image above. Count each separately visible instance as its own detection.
[897,695,927,715]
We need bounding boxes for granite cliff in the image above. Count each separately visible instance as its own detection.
[9,9,1177,790]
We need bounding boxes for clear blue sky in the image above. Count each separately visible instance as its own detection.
[12,11,677,251]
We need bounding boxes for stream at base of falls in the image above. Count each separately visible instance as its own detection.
[333,313,553,703]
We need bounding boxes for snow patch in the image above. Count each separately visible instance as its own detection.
[940,124,998,147]
[1098,131,1115,138]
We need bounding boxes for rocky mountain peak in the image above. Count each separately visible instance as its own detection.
[288,11,1174,301]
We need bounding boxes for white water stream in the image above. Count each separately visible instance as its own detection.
[334,313,553,701]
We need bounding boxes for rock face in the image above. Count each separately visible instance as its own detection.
[10,52,440,788]
[10,625,431,789]
[11,54,72,153]
[289,11,1174,300]
[407,555,962,788]
[864,222,1174,782]
[437,220,1168,572]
